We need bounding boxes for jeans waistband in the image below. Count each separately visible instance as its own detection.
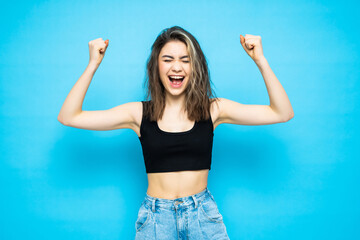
[144,187,212,212]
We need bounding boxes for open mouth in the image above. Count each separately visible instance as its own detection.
[168,75,185,88]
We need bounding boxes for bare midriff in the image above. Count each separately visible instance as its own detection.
[146,169,209,200]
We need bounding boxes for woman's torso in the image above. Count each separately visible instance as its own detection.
[132,100,221,200]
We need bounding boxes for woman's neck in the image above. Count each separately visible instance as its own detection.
[164,93,186,111]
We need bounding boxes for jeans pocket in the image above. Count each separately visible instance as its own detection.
[199,198,224,223]
[135,201,151,232]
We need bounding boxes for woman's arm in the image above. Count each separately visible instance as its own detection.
[255,55,294,120]
[216,34,294,126]
[57,62,98,125]
[57,38,139,131]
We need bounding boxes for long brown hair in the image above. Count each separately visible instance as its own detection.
[143,26,218,122]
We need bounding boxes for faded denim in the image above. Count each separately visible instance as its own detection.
[135,187,230,239]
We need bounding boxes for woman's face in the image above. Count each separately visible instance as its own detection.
[158,40,192,96]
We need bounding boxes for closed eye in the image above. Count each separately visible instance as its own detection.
[163,60,190,63]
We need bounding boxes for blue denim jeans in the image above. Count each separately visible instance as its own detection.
[135,187,230,239]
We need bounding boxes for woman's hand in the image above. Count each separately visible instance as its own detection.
[240,34,264,63]
[88,38,109,66]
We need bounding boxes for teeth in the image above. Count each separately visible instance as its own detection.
[169,76,184,79]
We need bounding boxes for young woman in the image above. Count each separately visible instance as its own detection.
[58,26,294,239]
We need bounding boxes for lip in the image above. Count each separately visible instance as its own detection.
[168,75,185,88]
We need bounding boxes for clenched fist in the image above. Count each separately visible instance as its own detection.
[88,38,109,66]
[240,34,264,63]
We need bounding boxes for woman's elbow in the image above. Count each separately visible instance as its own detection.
[57,114,70,126]
[282,112,294,122]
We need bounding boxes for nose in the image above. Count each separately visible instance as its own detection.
[171,61,182,72]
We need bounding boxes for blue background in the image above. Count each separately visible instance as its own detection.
[1,0,359,239]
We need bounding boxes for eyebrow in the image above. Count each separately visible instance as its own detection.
[161,55,189,59]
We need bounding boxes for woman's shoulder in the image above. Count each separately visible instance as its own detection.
[209,98,222,128]
[125,101,146,137]
[123,101,146,129]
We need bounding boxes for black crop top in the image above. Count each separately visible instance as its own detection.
[138,100,214,173]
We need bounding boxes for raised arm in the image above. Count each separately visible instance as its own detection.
[216,34,294,126]
[57,38,139,131]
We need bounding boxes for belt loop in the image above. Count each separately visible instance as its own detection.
[192,195,198,208]
[152,198,156,212]
[207,189,215,202]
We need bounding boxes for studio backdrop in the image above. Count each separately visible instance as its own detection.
[0,0,359,239]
